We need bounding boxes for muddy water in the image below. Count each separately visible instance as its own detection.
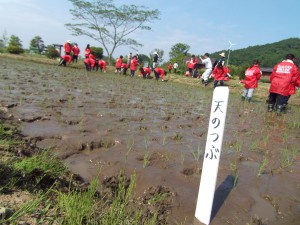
[1,57,300,224]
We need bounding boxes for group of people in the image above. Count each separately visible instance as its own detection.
[183,52,231,88]
[59,41,167,81]
[58,40,299,114]
[239,53,300,115]
[114,51,167,81]
[181,51,300,115]
[83,44,107,72]
[59,40,81,66]
[59,41,108,72]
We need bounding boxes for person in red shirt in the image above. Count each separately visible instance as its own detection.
[115,55,123,74]
[139,67,152,79]
[268,54,300,114]
[59,54,72,66]
[187,55,198,77]
[84,44,91,58]
[241,60,262,102]
[168,63,173,73]
[88,52,97,70]
[130,56,139,77]
[211,64,228,88]
[98,59,107,73]
[154,67,167,81]
[84,57,92,71]
[71,43,80,63]
[64,40,72,55]
[121,63,128,75]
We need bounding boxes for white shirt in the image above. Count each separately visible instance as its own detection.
[173,63,178,69]
[202,57,212,69]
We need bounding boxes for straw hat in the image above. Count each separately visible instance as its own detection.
[219,52,225,57]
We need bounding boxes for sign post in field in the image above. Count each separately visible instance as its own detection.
[194,87,229,225]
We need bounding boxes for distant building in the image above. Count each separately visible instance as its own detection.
[260,67,273,76]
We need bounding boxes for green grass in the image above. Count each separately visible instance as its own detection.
[13,150,66,177]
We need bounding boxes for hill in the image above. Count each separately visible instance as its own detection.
[210,38,300,67]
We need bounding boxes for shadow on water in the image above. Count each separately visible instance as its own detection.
[210,175,237,222]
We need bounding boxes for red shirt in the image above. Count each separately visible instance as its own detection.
[98,60,107,69]
[187,58,198,69]
[72,46,80,56]
[115,57,123,69]
[85,48,91,57]
[212,66,227,81]
[121,63,128,69]
[168,64,173,69]
[84,58,91,65]
[269,60,300,96]
[244,65,261,89]
[62,54,72,63]
[64,43,72,54]
[130,58,139,71]
[154,67,165,79]
[288,73,300,95]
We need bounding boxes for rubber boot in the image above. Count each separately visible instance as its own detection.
[276,105,283,115]
[204,81,208,87]
[282,104,287,113]
[247,97,252,103]
[241,96,245,101]
[267,104,274,112]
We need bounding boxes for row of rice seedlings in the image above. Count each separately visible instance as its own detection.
[280,145,298,169]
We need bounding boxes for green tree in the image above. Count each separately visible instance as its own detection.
[30,36,45,54]
[137,54,150,66]
[65,0,160,64]
[90,46,103,59]
[168,43,190,71]
[169,43,190,59]
[7,35,24,54]
[45,45,60,59]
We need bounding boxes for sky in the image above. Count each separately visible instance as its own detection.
[0,0,299,61]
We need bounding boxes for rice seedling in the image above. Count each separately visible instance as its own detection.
[280,145,298,169]
[228,157,239,188]
[180,150,185,165]
[262,134,270,147]
[173,132,183,142]
[233,139,242,153]
[249,140,259,152]
[144,135,149,149]
[257,156,269,177]
[143,150,150,168]
[191,144,202,161]
[280,131,289,144]
[162,128,167,145]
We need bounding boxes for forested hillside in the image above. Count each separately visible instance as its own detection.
[210,38,300,67]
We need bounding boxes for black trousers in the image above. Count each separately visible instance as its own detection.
[268,93,289,106]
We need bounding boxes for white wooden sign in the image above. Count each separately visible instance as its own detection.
[194,86,229,225]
